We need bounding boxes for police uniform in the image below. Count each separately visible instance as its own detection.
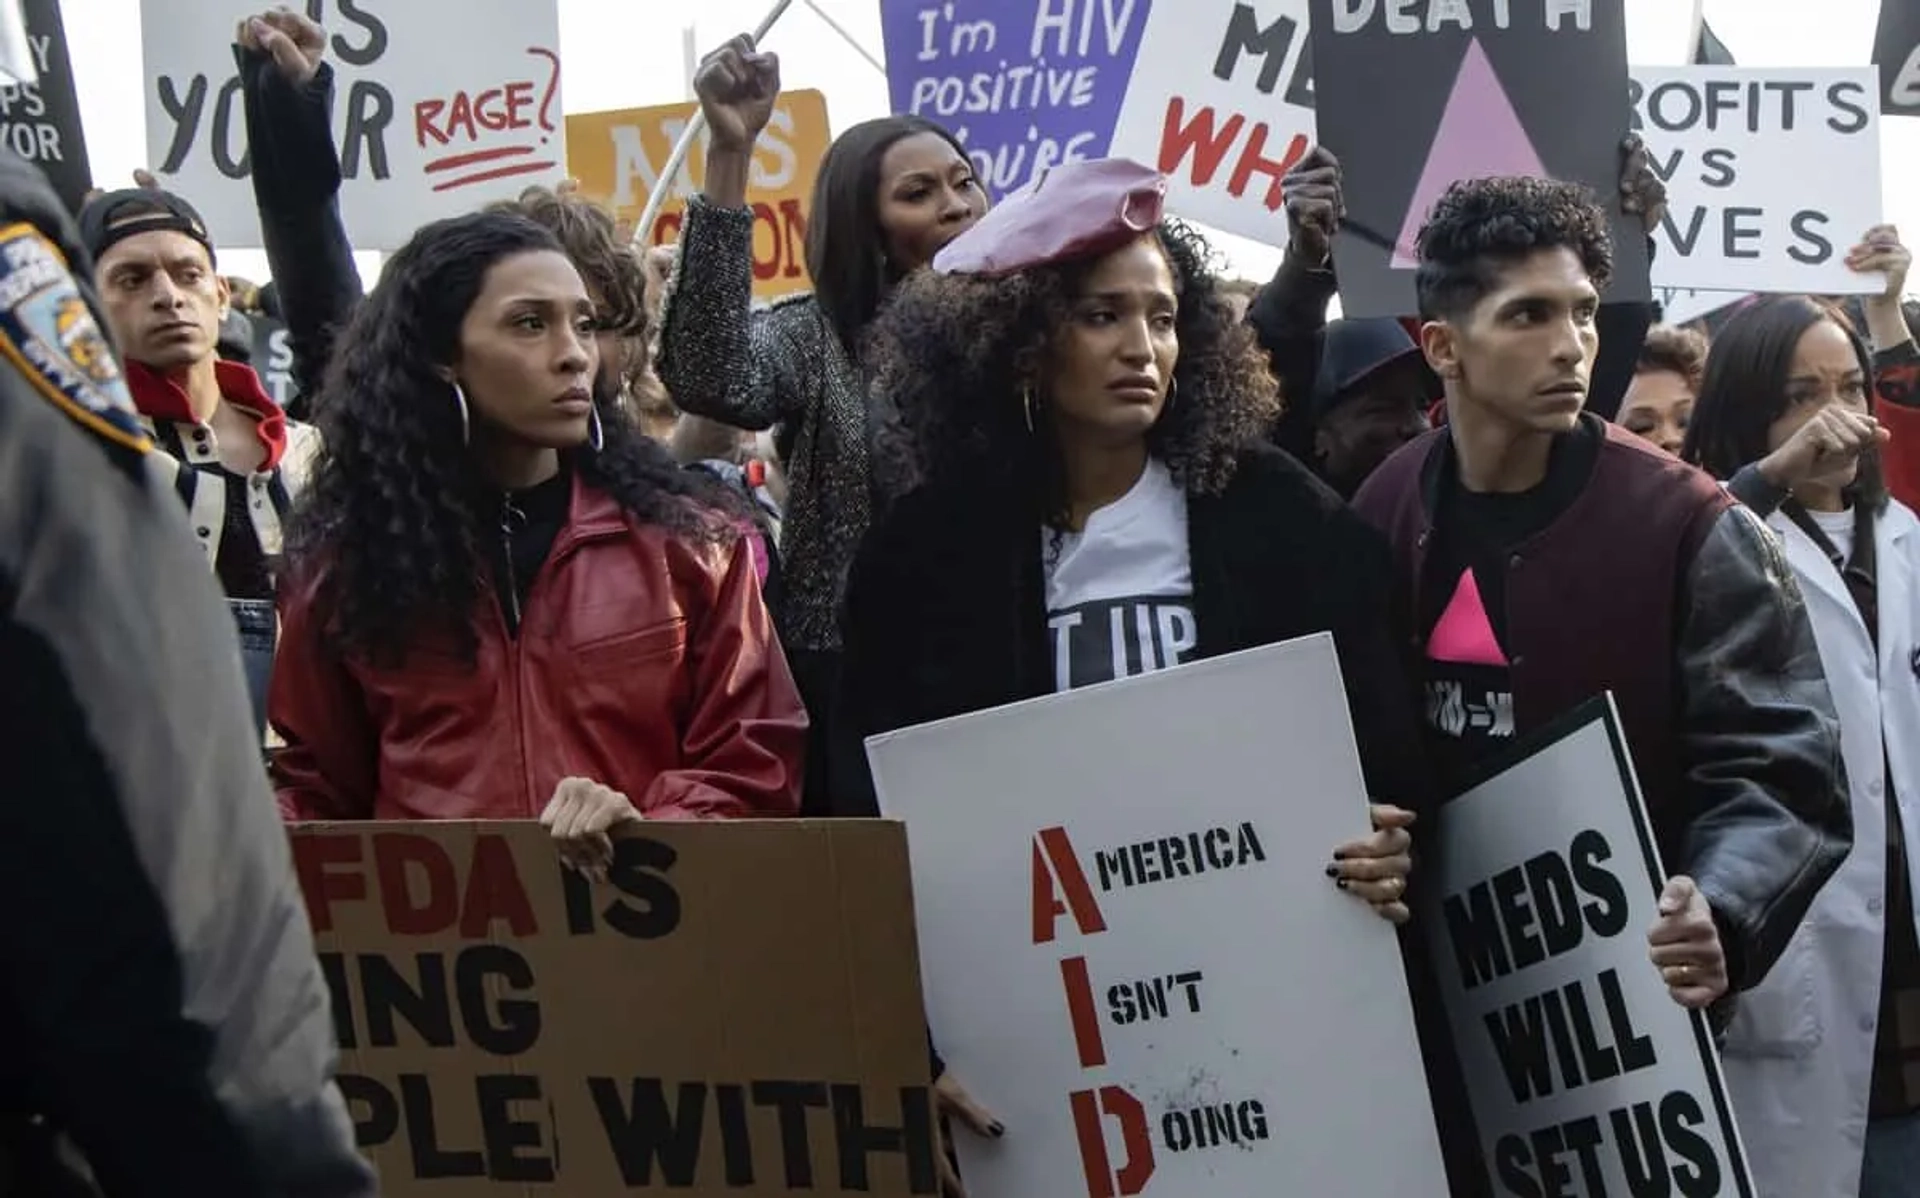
[0,145,373,1195]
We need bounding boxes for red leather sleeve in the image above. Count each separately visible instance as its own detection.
[1875,343,1920,512]
[267,572,379,822]
[640,537,807,818]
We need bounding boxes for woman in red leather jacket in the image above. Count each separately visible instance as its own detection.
[269,211,806,870]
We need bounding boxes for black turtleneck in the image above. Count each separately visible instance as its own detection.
[490,468,572,636]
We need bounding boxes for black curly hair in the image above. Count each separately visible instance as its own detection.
[288,210,739,666]
[1415,176,1614,322]
[867,219,1279,528]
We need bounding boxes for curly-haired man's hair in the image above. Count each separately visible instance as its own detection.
[1414,176,1614,322]
[288,211,739,666]
[867,219,1280,529]
[1636,323,1709,391]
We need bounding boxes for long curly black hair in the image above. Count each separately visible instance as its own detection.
[867,218,1279,528]
[287,211,739,665]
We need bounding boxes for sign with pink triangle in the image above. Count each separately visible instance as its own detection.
[1305,0,1651,319]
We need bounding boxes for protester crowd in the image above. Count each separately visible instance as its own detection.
[14,3,1920,1194]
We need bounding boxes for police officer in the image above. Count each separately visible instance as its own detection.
[0,19,373,1196]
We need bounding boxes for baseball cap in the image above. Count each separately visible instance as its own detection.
[77,188,218,268]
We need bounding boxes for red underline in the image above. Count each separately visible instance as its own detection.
[432,158,558,193]
[425,144,534,174]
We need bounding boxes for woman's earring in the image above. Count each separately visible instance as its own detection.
[450,382,471,447]
[1022,385,1036,433]
[587,403,605,453]
[1165,377,1179,408]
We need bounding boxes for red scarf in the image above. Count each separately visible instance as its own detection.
[125,358,288,470]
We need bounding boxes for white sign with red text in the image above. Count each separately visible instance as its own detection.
[866,634,1447,1198]
[140,0,563,250]
[1109,0,1316,249]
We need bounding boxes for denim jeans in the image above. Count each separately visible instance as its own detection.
[229,598,276,741]
[1862,1110,1920,1198]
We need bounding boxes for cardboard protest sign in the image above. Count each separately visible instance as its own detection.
[1108,0,1315,247]
[1306,0,1651,319]
[567,91,830,302]
[12,0,89,212]
[1420,699,1756,1197]
[1632,67,1882,297]
[289,819,936,1195]
[140,0,564,251]
[880,0,1153,201]
[1874,0,1920,116]
[867,635,1449,1197]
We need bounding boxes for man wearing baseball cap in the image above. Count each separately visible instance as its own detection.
[77,185,318,738]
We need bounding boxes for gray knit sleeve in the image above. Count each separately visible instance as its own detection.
[656,195,814,432]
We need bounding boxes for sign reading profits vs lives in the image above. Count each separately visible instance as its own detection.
[1305,0,1651,319]
[290,820,937,1196]
[1109,0,1315,249]
[867,635,1448,1197]
[880,0,1154,201]
[567,91,831,302]
[1420,700,1756,1198]
[1631,67,1883,297]
[140,0,565,250]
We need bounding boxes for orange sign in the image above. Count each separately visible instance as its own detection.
[567,90,830,301]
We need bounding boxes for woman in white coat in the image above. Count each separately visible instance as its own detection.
[1686,284,1920,1198]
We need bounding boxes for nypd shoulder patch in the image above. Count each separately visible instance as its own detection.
[0,221,149,454]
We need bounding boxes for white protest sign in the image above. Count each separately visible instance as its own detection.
[1110,0,1314,248]
[1653,285,1752,328]
[1422,699,1756,1197]
[140,1,564,250]
[1634,66,1883,296]
[867,634,1447,1198]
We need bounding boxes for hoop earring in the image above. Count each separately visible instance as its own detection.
[587,403,605,453]
[1022,385,1036,433]
[450,382,471,446]
[1165,377,1179,408]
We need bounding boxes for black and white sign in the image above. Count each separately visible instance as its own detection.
[1874,0,1920,116]
[13,0,90,212]
[1632,67,1883,297]
[248,312,294,410]
[1420,699,1756,1198]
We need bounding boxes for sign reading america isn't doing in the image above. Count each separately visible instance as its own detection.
[139,0,564,251]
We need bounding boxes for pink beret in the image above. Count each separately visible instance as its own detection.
[931,157,1168,278]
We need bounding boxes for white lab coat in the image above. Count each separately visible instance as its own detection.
[1721,496,1920,1198]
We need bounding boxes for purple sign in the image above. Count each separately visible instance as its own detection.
[880,0,1155,201]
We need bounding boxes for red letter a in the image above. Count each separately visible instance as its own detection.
[1069,1086,1157,1198]
[1032,826,1108,945]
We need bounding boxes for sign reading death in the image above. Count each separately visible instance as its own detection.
[140,0,565,250]
[290,819,935,1195]
[867,635,1448,1196]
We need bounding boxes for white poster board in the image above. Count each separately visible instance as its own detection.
[1421,699,1756,1197]
[140,0,564,250]
[1110,0,1314,248]
[1634,66,1883,297]
[866,634,1447,1198]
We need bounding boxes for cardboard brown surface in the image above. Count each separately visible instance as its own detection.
[288,819,934,1196]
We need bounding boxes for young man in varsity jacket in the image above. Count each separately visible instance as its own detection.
[1351,176,1854,1196]
[77,187,318,737]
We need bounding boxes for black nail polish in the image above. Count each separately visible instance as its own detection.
[1332,848,1349,861]
[1336,879,1350,890]
[1325,864,1340,877]
[989,1122,1006,1138]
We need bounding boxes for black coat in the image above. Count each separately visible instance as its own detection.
[831,443,1430,816]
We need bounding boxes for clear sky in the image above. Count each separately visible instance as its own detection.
[65,0,1919,295]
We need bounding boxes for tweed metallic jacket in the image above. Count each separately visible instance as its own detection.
[656,195,872,653]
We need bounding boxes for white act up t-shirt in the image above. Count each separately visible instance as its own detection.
[1043,458,1197,693]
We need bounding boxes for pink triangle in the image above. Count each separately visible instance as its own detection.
[1427,569,1509,668]
[1392,39,1551,269]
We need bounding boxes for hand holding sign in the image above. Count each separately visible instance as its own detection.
[932,1071,1003,1198]
[1285,146,1346,269]
[1646,876,1728,1009]
[1850,223,1913,300]
[539,776,642,881]
[695,35,782,156]
[1330,803,1416,924]
[1618,134,1668,238]
[236,8,324,88]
